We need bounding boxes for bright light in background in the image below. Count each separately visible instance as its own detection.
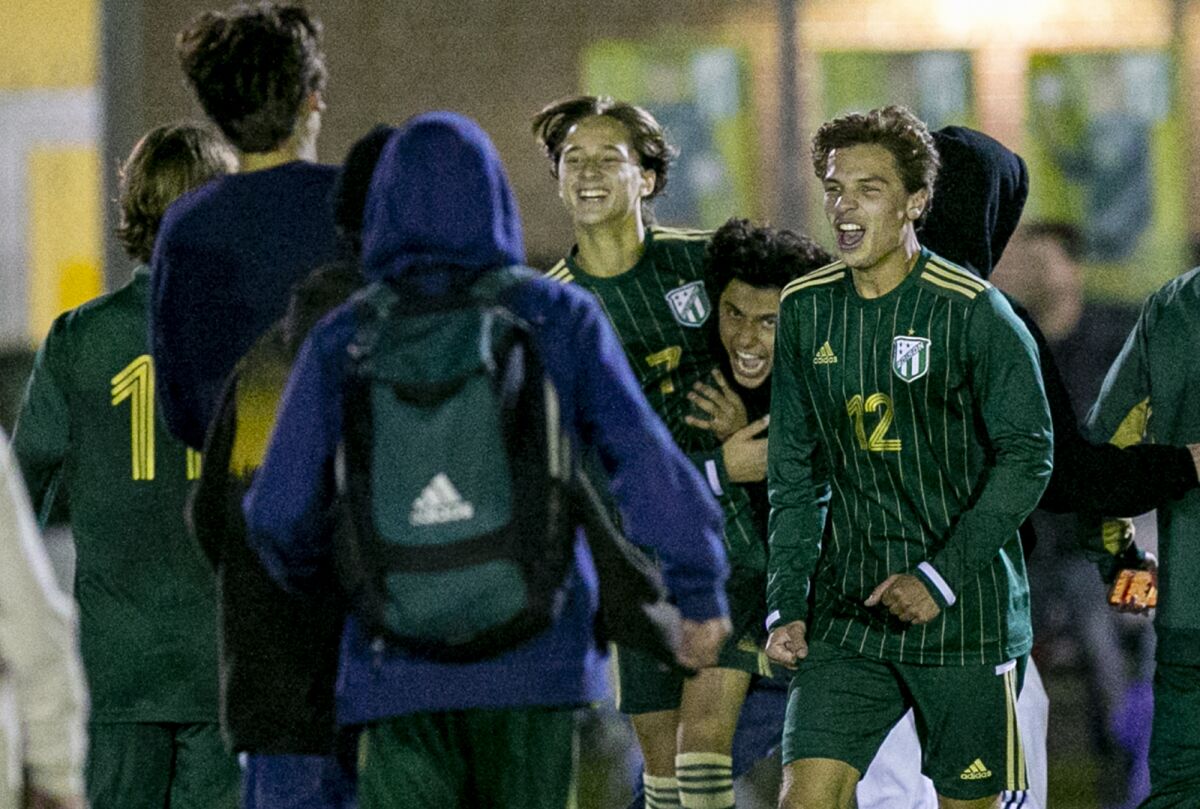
[936,0,1051,38]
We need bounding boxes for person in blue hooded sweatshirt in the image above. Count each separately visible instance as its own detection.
[244,112,733,809]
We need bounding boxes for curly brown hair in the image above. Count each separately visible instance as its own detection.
[811,105,940,206]
[116,123,236,262]
[707,217,834,294]
[531,95,677,200]
[177,2,326,153]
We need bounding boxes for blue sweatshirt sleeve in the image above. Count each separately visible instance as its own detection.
[552,286,730,621]
[243,311,353,592]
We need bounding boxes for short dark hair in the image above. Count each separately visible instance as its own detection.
[812,105,940,207]
[116,123,236,262]
[331,124,395,255]
[282,261,361,353]
[177,2,327,153]
[531,95,677,199]
[707,217,834,294]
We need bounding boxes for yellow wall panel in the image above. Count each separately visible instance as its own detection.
[27,147,103,341]
[0,0,98,89]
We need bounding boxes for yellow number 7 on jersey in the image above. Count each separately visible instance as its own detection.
[645,346,683,395]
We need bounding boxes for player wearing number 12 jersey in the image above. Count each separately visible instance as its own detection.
[13,124,241,808]
[766,106,1053,808]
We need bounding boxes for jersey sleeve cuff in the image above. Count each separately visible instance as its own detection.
[704,458,724,497]
[916,561,957,609]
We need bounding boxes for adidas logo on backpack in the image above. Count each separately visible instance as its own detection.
[410,473,475,526]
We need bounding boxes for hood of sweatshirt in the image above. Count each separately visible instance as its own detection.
[919,125,1029,279]
[359,111,525,283]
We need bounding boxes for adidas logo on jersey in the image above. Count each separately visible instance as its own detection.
[410,473,475,526]
[813,341,839,365]
[959,758,992,781]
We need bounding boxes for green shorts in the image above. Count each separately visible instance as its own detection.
[86,722,239,809]
[1143,661,1200,808]
[781,640,1027,801]
[358,707,576,809]
[614,632,777,715]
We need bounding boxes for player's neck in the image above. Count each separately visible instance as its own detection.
[573,216,646,279]
[239,135,317,174]
[850,231,921,299]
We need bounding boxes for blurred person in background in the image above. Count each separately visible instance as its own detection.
[151,0,344,451]
[0,428,85,809]
[12,122,240,808]
[1085,269,1200,808]
[186,125,398,809]
[926,152,1200,809]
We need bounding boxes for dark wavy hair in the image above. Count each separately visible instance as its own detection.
[531,95,677,200]
[331,124,396,254]
[176,2,327,153]
[116,123,236,262]
[812,105,940,213]
[707,217,834,295]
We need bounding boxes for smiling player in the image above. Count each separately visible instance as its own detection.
[534,96,764,809]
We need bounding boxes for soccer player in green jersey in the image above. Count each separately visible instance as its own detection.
[534,96,759,809]
[13,123,241,809]
[765,106,1053,809]
[1085,272,1200,807]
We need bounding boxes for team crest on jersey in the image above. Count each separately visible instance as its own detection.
[664,281,711,328]
[892,335,931,383]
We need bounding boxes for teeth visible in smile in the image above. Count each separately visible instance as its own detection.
[838,223,863,232]
[579,190,606,199]
[735,351,765,372]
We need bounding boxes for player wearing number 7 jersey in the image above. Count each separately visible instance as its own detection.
[535,96,760,809]
[767,106,1053,809]
[12,124,241,808]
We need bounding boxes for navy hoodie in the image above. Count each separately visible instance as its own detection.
[244,112,728,723]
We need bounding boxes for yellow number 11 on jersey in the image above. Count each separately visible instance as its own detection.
[111,355,201,481]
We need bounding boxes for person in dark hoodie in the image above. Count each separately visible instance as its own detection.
[243,112,732,809]
[921,127,1200,809]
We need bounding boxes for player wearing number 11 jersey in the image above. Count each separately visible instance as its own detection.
[13,124,240,808]
[766,106,1053,808]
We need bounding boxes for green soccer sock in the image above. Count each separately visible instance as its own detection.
[644,773,682,809]
[675,752,734,809]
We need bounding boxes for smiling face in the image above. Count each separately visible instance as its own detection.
[822,143,927,273]
[718,278,781,389]
[556,115,656,230]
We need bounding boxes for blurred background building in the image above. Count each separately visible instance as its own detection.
[2,1,1194,806]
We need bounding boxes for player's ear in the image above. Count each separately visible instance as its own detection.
[639,167,657,199]
[906,188,929,221]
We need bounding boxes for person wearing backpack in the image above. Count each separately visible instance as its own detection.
[244,111,732,809]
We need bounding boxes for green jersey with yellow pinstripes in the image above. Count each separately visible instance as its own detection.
[11,266,220,722]
[549,225,767,638]
[766,249,1052,665]
[1085,266,1200,664]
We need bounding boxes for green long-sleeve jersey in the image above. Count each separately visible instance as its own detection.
[767,250,1053,665]
[549,226,765,634]
[1085,267,1200,665]
[12,267,219,723]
